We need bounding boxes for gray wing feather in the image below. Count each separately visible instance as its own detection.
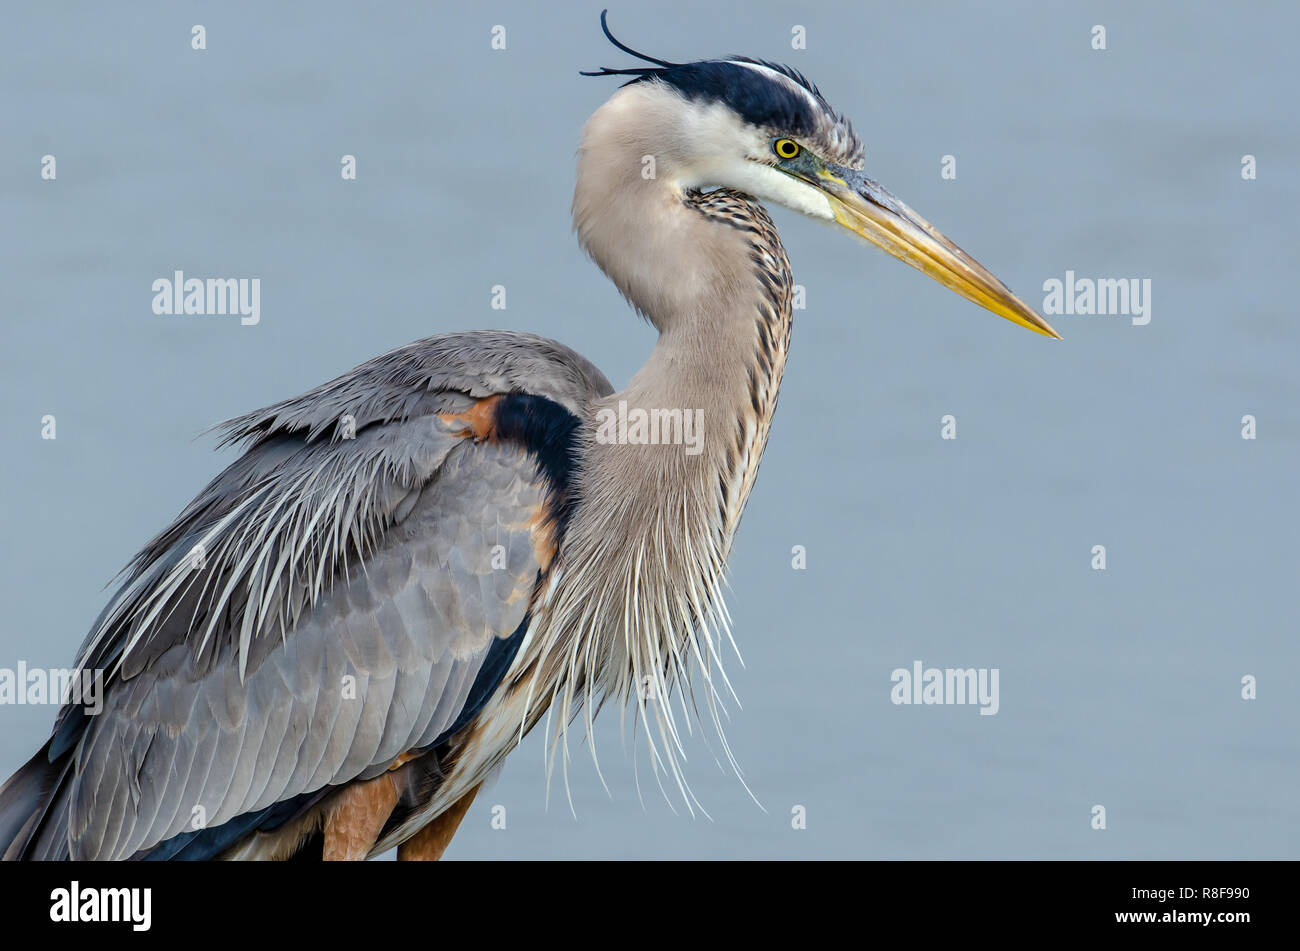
[64,436,543,859]
[27,331,610,860]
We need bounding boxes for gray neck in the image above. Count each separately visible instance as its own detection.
[522,91,793,793]
[570,99,793,463]
[571,124,793,552]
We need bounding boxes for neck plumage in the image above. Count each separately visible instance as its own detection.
[569,91,794,554]
[520,92,792,800]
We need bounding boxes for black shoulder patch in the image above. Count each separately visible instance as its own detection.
[491,393,583,532]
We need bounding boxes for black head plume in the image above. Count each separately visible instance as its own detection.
[580,9,682,79]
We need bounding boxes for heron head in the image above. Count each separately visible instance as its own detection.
[582,11,1060,339]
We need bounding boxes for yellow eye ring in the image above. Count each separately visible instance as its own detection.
[773,138,801,160]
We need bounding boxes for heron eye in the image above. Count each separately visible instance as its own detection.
[773,138,801,160]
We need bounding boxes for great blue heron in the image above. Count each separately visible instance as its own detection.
[0,13,1058,861]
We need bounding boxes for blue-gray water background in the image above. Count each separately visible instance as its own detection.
[1,1,1296,858]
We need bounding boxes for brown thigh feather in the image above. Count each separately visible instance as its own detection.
[322,773,402,861]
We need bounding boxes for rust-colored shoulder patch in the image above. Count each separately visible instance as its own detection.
[438,394,502,442]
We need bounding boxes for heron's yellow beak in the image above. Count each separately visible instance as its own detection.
[817,169,1060,338]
